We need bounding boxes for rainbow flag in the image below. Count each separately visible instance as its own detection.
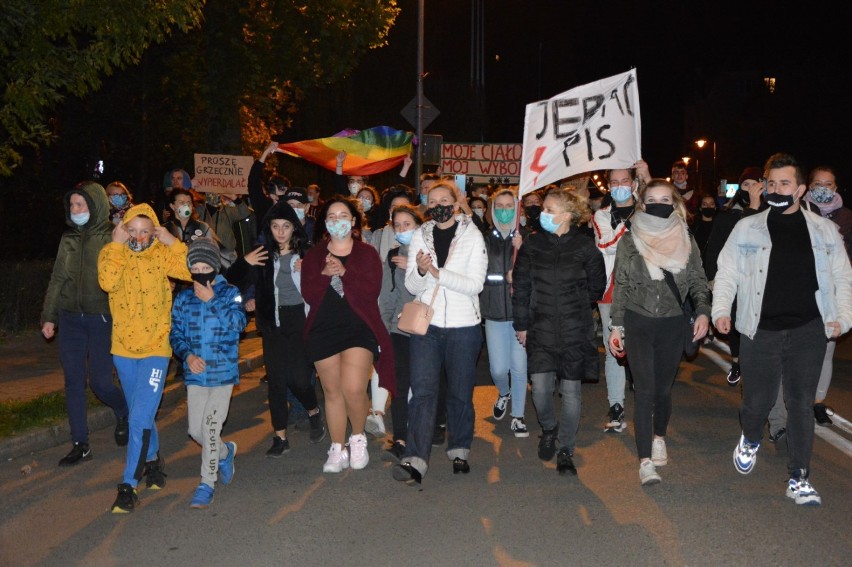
[276,126,414,176]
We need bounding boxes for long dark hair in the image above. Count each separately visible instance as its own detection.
[313,197,364,243]
[261,202,309,258]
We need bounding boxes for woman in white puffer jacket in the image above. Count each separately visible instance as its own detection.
[391,181,488,484]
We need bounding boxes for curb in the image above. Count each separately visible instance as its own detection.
[0,349,265,462]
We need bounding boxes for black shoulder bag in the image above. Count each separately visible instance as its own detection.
[662,270,700,358]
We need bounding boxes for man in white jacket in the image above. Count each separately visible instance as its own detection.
[713,153,852,506]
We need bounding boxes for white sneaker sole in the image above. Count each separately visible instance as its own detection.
[364,417,386,437]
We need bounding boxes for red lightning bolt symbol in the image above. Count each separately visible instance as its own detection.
[530,146,547,186]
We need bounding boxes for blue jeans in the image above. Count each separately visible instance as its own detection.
[403,324,482,476]
[598,303,626,407]
[113,356,169,487]
[530,373,581,453]
[484,319,527,417]
[58,311,128,444]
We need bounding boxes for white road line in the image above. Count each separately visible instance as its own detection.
[829,413,852,437]
[710,337,731,355]
[699,345,731,373]
[814,427,852,457]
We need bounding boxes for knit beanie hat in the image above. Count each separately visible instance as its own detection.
[187,237,220,271]
[738,167,763,186]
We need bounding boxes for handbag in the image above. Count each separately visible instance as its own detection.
[397,285,440,335]
[662,270,700,358]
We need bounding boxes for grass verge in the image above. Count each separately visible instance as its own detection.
[0,391,102,439]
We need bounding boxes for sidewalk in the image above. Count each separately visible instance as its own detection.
[0,323,265,460]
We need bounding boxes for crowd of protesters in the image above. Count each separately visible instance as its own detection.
[41,146,851,512]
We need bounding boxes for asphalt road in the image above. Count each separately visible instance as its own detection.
[1,339,850,567]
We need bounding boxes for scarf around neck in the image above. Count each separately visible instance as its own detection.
[630,211,691,278]
[806,191,844,215]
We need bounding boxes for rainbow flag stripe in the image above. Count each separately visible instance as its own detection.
[277,126,414,176]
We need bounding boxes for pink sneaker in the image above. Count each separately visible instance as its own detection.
[322,443,350,473]
[348,433,369,470]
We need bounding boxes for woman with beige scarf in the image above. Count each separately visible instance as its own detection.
[608,179,711,486]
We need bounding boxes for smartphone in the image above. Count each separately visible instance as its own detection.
[454,174,467,195]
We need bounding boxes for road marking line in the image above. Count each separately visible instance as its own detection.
[829,413,852,437]
[700,346,731,373]
[814,427,852,457]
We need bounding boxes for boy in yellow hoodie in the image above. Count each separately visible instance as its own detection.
[98,203,191,513]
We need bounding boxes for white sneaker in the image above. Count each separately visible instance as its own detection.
[510,417,530,438]
[364,412,386,437]
[639,460,661,486]
[786,475,821,506]
[651,437,668,466]
[322,443,350,473]
[348,433,369,470]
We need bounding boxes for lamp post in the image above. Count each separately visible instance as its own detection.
[695,139,716,194]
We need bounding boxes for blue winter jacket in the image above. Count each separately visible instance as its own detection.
[170,275,247,386]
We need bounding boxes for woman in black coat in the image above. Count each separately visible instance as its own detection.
[512,188,606,475]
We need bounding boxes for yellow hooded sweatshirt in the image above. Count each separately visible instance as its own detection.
[98,203,192,358]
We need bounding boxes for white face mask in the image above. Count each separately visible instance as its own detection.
[360,198,373,212]
[348,182,363,196]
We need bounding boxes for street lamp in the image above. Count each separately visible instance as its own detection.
[695,139,716,194]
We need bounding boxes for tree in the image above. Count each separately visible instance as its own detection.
[0,0,205,176]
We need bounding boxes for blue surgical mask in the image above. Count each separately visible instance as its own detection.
[420,194,428,206]
[395,229,415,246]
[538,211,561,234]
[109,194,128,208]
[360,198,373,212]
[809,185,834,204]
[70,212,90,226]
[326,218,352,239]
[294,208,306,222]
[610,185,633,204]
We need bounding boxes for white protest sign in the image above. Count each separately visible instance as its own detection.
[440,143,522,183]
[193,154,253,194]
[519,69,641,196]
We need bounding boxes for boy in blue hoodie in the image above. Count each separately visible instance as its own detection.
[170,238,247,508]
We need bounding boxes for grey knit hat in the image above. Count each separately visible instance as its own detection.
[187,237,220,271]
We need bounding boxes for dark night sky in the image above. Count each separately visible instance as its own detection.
[293,0,848,187]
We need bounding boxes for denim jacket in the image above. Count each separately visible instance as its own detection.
[712,208,852,339]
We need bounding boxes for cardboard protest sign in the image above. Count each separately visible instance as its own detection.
[441,143,522,183]
[519,69,641,196]
[192,154,253,194]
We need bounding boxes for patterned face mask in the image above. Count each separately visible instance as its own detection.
[426,204,455,223]
[128,236,155,252]
[808,185,834,204]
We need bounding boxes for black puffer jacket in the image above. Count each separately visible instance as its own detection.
[480,227,518,322]
[512,230,606,380]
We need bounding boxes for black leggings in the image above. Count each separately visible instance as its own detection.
[262,305,319,431]
[390,333,411,441]
[624,310,684,459]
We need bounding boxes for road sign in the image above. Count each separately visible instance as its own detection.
[401,95,440,130]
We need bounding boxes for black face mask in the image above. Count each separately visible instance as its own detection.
[700,207,716,218]
[524,205,542,220]
[644,203,674,219]
[191,272,217,286]
[765,193,795,214]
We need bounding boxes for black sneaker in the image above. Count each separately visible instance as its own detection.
[768,427,787,445]
[432,423,446,446]
[538,428,557,461]
[111,483,138,514]
[114,416,129,447]
[58,442,92,467]
[604,403,626,433]
[492,392,511,420]
[556,448,577,475]
[726,362,741,386]
[266,436,290,458]
[813,403,833,426]
[144,454,166,490]
[308,409,327,443]
[382,440,406,463]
